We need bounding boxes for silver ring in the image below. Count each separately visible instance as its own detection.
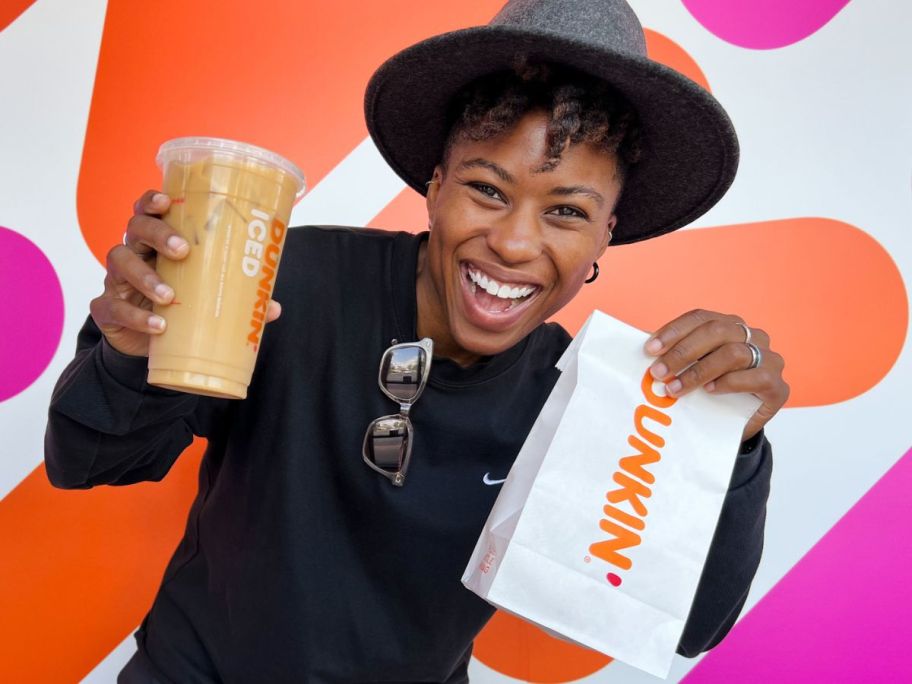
[746,342,762,369]
[122,231,129,246]
[737,322,751,344]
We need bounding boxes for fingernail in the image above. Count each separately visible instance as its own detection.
[152,193,169,205]
[154,283,174,301]
[148,315,166,331]
[645,338,662,354]
[167,235,188,253]
[667,379,682,394]
[650,362,668,379]
[704,381,715,392]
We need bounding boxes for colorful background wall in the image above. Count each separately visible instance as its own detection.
[1,1,909,681]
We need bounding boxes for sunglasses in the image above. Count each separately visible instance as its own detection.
[362,338,433,486]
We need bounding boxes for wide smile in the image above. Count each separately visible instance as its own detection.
[458,261,543,331]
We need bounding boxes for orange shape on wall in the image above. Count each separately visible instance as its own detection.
[644,29,710,91]
[77,0,505,267]
[556,219,907,407]
[368,186,427,234]
[0,440,205,682]
[473,610,613,683]
[0,0,35,33]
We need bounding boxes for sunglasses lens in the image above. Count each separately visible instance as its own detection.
[380,345,427,402]
[365,416,410,472]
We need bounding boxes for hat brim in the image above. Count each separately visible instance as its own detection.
[365,25,739,245]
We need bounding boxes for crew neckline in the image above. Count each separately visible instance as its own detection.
[390,231,531,389]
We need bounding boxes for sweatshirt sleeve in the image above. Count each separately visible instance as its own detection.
[44,315,233,489]
[675,431,773,657]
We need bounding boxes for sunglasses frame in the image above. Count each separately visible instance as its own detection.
[362,338,433,486]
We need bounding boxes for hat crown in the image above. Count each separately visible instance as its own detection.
[490,0,647,57]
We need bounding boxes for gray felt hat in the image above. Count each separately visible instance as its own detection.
[364,0,739,245]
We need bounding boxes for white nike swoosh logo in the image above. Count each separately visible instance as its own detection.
[483,473,507,486]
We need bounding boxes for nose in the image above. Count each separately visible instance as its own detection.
[485,207,543,265]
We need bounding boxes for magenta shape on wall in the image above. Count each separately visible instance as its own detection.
[682,446,912,683]
[0,226,65,402]
[681,0,852,49]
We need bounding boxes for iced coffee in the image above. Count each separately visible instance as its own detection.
[147,137,305,399]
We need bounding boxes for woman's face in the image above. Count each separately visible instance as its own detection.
[419,110,623,365]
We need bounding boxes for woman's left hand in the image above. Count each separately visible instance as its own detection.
[644,309,789,442]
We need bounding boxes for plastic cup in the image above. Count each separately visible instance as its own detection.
[147,137,305,399]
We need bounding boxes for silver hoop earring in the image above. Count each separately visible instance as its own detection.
[585,262,599,284]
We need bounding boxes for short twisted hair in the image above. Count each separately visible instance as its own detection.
[443,60,642,182]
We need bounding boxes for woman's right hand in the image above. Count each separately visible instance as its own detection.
[89,191,189,357]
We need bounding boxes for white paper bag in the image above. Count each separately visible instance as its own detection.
[462,310,761,679]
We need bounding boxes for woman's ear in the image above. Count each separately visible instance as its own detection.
[597,214,617,258]
[425,165,444,230]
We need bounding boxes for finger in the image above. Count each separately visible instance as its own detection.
[106,244,175,305]
[731,322,772,349]
[133,190,172,216]
[704,366,783,398]
[708,368,788,440]
[748,327,771,349]
[664,342,754,397]
[648,317,750,381]
[124,213,189,260]
[265,299,282,323]
[91,295,167,335]
[645,309,743,356]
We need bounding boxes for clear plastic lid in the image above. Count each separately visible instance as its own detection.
[156,136,306,199]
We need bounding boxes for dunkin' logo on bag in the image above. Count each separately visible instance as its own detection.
[588,368,678,586]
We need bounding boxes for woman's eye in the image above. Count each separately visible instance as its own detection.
[470,183,504,201]
[550,206,588,219]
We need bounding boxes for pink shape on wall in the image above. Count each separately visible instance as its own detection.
[681,0,852,49]
[683,446,912,683]
[0,226,65,402]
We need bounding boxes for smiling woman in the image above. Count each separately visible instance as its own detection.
[418,64,641,365]
[422,110,623,364]
[43,0,788,682]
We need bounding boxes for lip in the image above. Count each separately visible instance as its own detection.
[457,261,543,332]
[462,260,542,288]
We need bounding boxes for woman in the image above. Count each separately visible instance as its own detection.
[45,1,788,682]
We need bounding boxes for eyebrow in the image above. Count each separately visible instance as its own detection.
[549,185,606,208]
[457,158,516,184]
[457,158,606,208]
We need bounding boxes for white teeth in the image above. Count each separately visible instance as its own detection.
[467,266,537,300]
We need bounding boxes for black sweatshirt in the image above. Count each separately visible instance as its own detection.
[45,227,772,683]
